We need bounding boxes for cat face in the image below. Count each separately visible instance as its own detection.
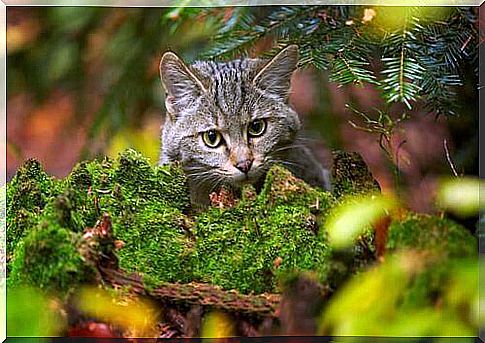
[159,45,301,194]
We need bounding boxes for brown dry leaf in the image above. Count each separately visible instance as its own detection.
[273,257,283,269]
[209,188,237,208]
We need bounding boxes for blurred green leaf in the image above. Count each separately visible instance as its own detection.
[320,252,477,336]
[326,194,396,248]
[7,286,65,337]
[201,311,235,338]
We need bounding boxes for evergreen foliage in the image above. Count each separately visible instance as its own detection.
[7,7,478,161]
[200,6,478,116]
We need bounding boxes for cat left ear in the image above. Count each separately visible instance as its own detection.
[159,51,207,119]
[252,45,299,101]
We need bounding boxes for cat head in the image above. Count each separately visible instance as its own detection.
[159,45,301,192]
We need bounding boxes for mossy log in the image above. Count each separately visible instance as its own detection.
[84,214,283,319]
[8,149,360,295]
[5,149,368,334]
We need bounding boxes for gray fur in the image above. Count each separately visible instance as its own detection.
[159,45,331,207]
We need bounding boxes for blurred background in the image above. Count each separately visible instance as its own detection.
[7,6,479,213]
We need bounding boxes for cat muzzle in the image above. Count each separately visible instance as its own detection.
[235,159,253,174]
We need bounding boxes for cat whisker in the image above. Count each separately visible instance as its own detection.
[185,171,214,180]
[187,167,230,195]
[295,136,321,143]
[279,161,303,170]
[271,144,307,154]
[184,165,214,172]
[265,156,302,171]
[208,174,228,194]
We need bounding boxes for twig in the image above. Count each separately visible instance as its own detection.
[443,139,458,177]
[394,139,407,171]
[460,36,472,51]
[348,120,374,133]
[378,134,392,161]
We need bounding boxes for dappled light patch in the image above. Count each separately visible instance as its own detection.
[437,177,483,218]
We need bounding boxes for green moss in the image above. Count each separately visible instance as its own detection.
[192,165,335,294]
[259,165,331,207]
[7,150,193,292]
[381,214,477,320]
[68,157,118,193]
[113,203,194,287]
[7,159,62,254]
[331,151,380,198]
[65,150,191,286]
[386,214,477,258]
[113,149,190,212]
[8,222,94,294]
[106,162,334,294]
[65,149,189,217]
[42,188,99,233]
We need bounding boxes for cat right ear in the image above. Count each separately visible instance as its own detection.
[159,52,206,120]
[252,45,299,101]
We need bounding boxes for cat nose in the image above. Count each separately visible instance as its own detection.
[235,159,253,174]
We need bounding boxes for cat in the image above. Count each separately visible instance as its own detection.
[158,45,331,208]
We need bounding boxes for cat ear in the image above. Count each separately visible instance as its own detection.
[159,52,207,119]
[252,45,299,101]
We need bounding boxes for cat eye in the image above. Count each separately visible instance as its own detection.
[248,119,266,137]
[202,130,223,148]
